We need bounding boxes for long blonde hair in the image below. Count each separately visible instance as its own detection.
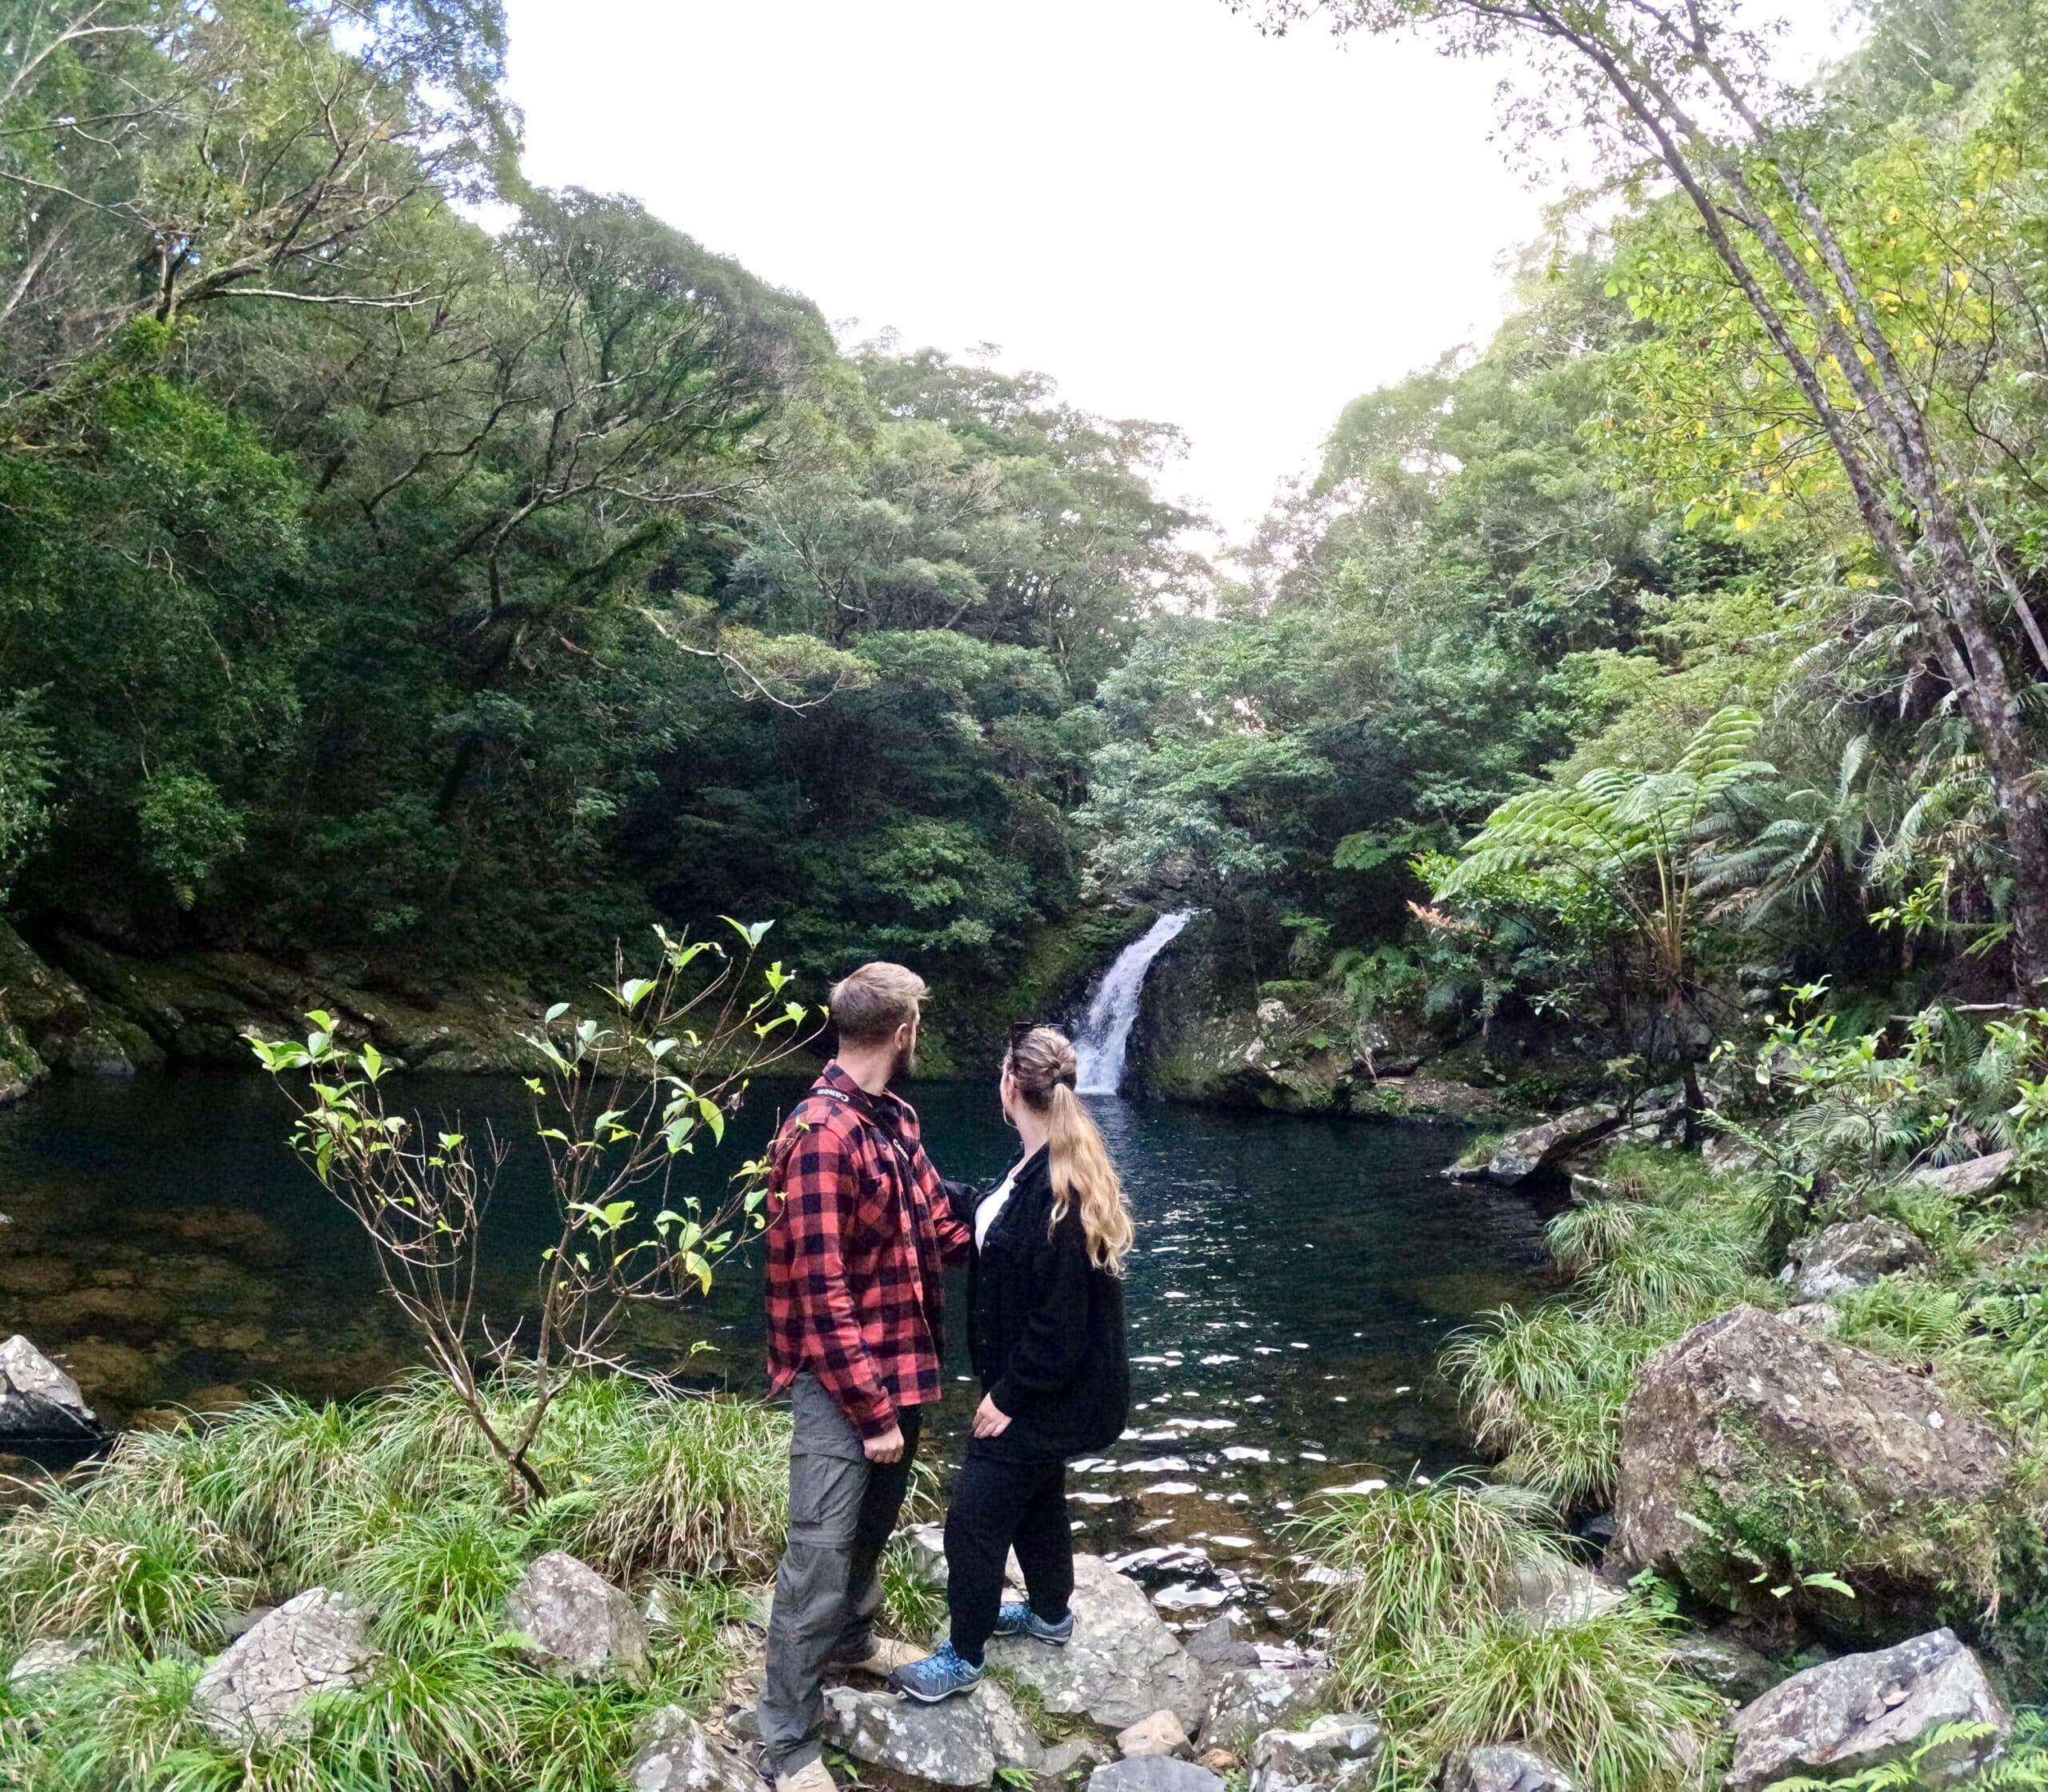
[1006,1026,1134,1274]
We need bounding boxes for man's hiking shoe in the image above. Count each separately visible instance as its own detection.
[775,1760,837,1792]
[890,1640,983,1703]
[835,1637,927,1676]
[992,1602,1074,1645]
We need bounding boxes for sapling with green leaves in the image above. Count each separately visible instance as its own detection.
[249,918,818,1502]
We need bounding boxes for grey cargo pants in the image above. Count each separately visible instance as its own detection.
[758,1375,923,1775]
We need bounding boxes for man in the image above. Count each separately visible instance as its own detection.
[758,962,974,1792]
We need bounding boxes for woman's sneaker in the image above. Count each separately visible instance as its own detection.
[991,1602,1074,1646]
[890,1641,984,1703]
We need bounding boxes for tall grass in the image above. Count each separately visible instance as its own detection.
[0,1372,787,1792]
[1295,1475,1718,1792]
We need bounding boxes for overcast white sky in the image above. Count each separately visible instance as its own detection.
[502,0,1853,543]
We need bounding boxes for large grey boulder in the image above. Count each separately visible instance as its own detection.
[0,1336,100,1439]
[505,1551,649,1684]
[1614,1306,2010,1637]
[1669,1630,1780,1705]
[1908,1151,2014,1202]
[1487,1107,1619,1186]
[823,1680,1041,1787]
[191,1589,374,1744]
[1248,1715,1386,1792]
[1725,1628,2010,1792]
[1201,1666,1327,1749]
[986,1554,1204,1732]
[626,1707,763,1792]
[1090,1759,1226,1792]
[1787,1218,1931,1301]
[1440,1746,1574,1792]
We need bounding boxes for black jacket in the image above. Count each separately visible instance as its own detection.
[958,1146,1128,1460]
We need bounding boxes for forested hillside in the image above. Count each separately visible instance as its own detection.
[0,0,1200,1035]
[6,0,2048,1085]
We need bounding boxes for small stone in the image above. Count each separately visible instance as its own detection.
[1907,1151,2014,1201]
[1118,1710,1191,1758]
[1248,1714,1386,1792]
[8,1637,99,1686]
[1197,1750,1239,1774]
[1184,1614,1260,1671]
[626,1706,762,1792]
[505,1551,650,1684]
[1440,1746,1574,1792]
[1669,1630,1780,1705]
[1201,1666,1327,1748]
[1500,1559,1625,1630]
[1787,1218,1931,1301]
[1090,1758,1226,1792]
[0,1335,100,1439]
[191,1589,374,1745]
[1725,1628,2010,1792]
[1778,1302,1841,1335]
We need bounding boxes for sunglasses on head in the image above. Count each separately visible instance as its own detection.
[1007,1020,1050,1054]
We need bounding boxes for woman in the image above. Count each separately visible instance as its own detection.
[890,1024,1134,1703]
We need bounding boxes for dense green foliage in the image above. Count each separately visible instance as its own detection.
[0,1374,794,1791]
[0,1,1198,1006]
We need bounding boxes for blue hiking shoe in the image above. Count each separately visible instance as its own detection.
[890,1640,984,1703]
[992,1602,1074,1646]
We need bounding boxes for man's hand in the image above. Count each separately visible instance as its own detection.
[864,1423,906,1463]
[973,1394,1011,1438]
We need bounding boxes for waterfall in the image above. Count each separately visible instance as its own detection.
[1073,909,1196,1096]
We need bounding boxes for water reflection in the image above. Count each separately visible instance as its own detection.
[0,1070,1555,1620]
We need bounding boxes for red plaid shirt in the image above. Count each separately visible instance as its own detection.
[764,1062,973,1438]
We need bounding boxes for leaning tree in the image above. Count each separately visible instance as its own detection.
[1243,0,2048,991]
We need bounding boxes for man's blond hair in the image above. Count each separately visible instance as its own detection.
[830,962,928,1046]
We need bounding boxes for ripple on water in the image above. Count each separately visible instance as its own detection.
[0,1070,1557,1630]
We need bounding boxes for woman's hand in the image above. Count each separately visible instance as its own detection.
[973,1394,1012,1438]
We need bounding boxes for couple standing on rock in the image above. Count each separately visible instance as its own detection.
[757,961,1135,1792]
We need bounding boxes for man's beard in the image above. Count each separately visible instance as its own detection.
[892,1037,918,1082]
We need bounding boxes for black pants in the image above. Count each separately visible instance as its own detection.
[944,1443,1072,1665]
[760,1377,923,1774]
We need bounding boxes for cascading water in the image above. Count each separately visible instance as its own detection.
[1072,909,1197,1095]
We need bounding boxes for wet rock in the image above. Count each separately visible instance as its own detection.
[0,923,159,1077]
[986,1554,1205,1732]
[9,1636,100,1685]
[822,1679,1040,1786]
[626,1706,763,1792]
[1787,1218,1931,1301]
[1725,1628,2010,1792]
[1669,1630,1780,1705]
[192,1588,374,1744]
[1500,1558,1625,1630]
[1486,1106,1619,1186]
[1185,1614,1261,1671]
[1118,1711,1191,1758]
[1247,1715,1386,1792]
[0,1335,101,1439]
[506,1551,650,1684]
[1614,1306,2011,1638]
[1439,1746,1574,1792]
[1906,1152,2014,1202]
[1201,1666,1327,1748]
[0,1007,46,1105]
[1090,1759,1226,1792]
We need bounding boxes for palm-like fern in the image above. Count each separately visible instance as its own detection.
[1438,707,1775,1006]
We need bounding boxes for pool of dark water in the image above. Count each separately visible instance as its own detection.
[0,1070,1555,1621]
